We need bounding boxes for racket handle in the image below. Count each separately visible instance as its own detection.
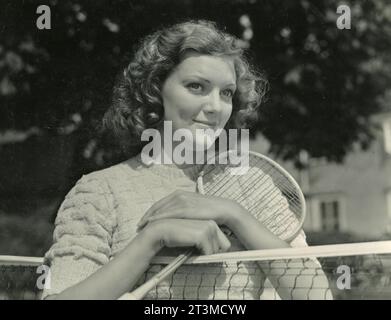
[118,248,195,300]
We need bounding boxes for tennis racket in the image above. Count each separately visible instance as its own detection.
[119,150,306,300]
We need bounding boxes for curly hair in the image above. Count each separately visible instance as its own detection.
[101,20,268,160]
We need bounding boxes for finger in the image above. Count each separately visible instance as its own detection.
[207,227,219,254]
[215,226,231,252]
[210,224,222,254]
[205,220,222,254]
[196,221,216,255]
[198,238,214,255]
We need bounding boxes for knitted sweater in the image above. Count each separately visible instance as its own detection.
[42,153,308,300]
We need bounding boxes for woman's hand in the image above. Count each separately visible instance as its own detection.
[143,218,231,255]
[137,190,245,230]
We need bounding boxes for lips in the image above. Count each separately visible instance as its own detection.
[193,120,217,127]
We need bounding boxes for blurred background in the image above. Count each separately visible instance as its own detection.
[0,0,390,263]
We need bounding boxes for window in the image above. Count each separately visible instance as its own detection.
[305,194,346,232]
[320,200,340,232]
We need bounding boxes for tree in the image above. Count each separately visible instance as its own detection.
[1,0,390,173]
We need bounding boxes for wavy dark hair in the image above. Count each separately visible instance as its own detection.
[101,20,268,162]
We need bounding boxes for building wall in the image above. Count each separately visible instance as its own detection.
[250,113,391,239]
[305,140,391,237]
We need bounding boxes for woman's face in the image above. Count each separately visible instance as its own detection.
[161,52,236,150]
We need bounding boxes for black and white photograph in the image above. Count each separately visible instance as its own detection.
[1,0,391,302]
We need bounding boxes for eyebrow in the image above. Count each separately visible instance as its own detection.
[187,75,236,88]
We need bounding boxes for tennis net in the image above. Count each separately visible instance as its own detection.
[1,241,391,300]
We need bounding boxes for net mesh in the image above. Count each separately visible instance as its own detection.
[0,264,42,300]
[2,245,391,300]
[135,251,391,300]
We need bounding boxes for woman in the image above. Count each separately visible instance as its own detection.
[43,20,332,300]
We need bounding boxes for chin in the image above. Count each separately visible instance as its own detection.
[193,133,216,151]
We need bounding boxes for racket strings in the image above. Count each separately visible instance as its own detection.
[200,154,304,240]
[202,157,301,215]
[205,179,297,238]
[202,156,301,208]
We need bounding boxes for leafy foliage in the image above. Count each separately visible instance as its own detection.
[1,0,390,169]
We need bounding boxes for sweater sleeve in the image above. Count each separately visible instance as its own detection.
[41,174,116,299]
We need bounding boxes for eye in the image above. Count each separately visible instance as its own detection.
[186,82,203,92]
[221,89,234,98]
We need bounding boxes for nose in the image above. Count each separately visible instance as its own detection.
[203,89,222,114]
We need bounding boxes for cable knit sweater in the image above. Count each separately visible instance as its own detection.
[42,153,308,300]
